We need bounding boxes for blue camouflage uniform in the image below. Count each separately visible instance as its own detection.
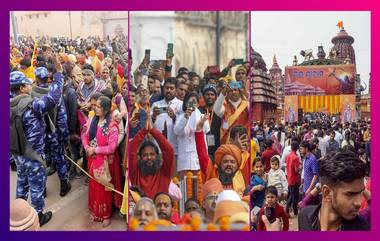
[11,71,63,213]
[33,67,69,183]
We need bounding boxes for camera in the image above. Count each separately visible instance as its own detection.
[158,107,167,114]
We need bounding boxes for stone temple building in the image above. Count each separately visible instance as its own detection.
[250,49,277,123]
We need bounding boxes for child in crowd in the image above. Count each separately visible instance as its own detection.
[267,155,288,202]
[257,186,289,231]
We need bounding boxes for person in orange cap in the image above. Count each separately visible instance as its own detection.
[201,178,224,222]
[195,114,248,197]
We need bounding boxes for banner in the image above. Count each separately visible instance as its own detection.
[340,95,356,123]
[284,96,298,123]
[298,95,341,114]
[284,64,356,95]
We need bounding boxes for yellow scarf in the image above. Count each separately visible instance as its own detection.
[232,170,246,198]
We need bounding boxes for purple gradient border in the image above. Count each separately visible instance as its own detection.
[1,0,379,240]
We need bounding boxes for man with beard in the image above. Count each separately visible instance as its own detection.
[151,77,182,152]
[194,114,247,197]
[213,77,249,144]
[133,197,158,228]
[129,119,175,199]
[298,151,369,230]
[199,84,221,161]
[154,192,174,223]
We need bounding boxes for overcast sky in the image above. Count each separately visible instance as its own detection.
[251,11,370,92]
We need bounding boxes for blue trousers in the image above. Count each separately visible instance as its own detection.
[14,155,46,213]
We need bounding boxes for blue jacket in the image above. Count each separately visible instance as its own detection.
[23,72,64,155]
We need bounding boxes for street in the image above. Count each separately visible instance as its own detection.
[10,168,127,231]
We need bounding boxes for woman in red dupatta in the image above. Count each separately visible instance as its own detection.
[81,96,123,226]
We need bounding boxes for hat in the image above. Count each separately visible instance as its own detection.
[215,144,242,167]
[169,181,182,202]
[229,212,249,225]
[10,199,40,231]
[216,190,241,204]
[202,178,223,201]
[34,67,49,79]
[130,190,141,203]
[10,71,32,86]
[88,49,96,57]
[213,200,246,223]
[82,68,95,77]
[67,54,77,64]
[270,155,281,162]
[202,83,217,96]
[236,65,247,74]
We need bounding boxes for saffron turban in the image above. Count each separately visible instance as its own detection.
[214,144,242,167]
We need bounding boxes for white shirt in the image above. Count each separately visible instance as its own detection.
[174,109,210,171]
[334,131,343,146]
[319,136,329,157]
[268,168,288,194]
[151,97,183,154]
[341,139,355,148]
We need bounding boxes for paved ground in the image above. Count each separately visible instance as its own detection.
[10,168,127,231]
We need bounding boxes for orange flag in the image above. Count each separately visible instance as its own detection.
[337,20,344,30]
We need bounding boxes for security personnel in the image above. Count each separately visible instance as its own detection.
[32,67,71,196]
[10,61,63,226]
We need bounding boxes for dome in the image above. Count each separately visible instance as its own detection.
[331,28,356,64]
[332,29,354,45]
[251,49,267,72]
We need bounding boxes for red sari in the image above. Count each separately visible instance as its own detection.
[82,120,123,221]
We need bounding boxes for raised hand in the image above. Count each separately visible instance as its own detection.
[196,113,210,132]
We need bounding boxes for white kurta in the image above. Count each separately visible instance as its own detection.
[174,109,210,171]
[151,97,183,154]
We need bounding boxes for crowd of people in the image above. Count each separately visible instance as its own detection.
[10,34,129,228]
[127,46,251,230]
[250,117,371,231]
[9,34,371,232]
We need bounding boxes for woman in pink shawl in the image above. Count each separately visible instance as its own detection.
[81,96,122,226]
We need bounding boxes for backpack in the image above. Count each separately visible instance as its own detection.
[10,94,33,156]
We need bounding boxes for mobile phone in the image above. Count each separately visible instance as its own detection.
[144,49,151,63]
[159,107,168,114]
[167,43,174,57]
[134,112,140,120]
[234,58,244,65]
[264,206,276,224]
[187,99,197,111]
[142,75,148,89]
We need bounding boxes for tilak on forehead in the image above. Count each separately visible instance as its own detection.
[156,194,171,203]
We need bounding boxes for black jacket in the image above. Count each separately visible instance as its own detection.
[63,84,79,135]
[298,204,370,231]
